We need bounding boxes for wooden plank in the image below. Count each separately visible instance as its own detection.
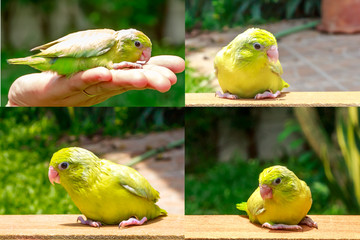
[185,215,360,240]
[0,214,183,240]
[185,92,360,107]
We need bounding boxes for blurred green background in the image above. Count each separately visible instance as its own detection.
[185,0,320,32]
[185,107,360,215]
[0,107,183,214]
[1,0,185,107]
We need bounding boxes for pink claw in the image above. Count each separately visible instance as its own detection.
[215,91,239,99]
[262,222,302,231]
[77,216,102,228]
[119,217,147,228]
[300,216,318,229]
[113,61,143,69]
[254,90,281,100]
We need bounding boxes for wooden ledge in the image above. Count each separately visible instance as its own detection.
[185,92,360,107]
[0,214,183,240]
[185,215,360,240]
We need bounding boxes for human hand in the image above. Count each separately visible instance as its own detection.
[6,55,185,106]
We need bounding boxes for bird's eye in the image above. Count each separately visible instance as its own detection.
[253,42,262,50]
[134,41,142,48]
[273,177,282,185]
[58,162,69,170]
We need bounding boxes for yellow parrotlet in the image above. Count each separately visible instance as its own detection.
[48,147,166,228]
[214,28,289,99]
[8,28,152,76]
[236,165,318,230]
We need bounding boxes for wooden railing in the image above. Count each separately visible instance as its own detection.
[2,214,359,239]
[185,92,360,107]
[0,214,183,240]
[185,215,360,240]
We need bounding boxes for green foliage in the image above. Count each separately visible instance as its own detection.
[185,0,321,31]
[186,158,261,214]
[0,108,183,214]
[0,108,77,214]
[79,0,166,41]
[185,61,214,93]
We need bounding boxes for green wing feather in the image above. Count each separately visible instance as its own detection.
[269,61,283,76]
[108,161,160,202]
[33,29,116,58]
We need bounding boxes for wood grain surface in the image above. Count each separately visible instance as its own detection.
[185,92,360,107]
[185,215,360,240]
[0,214,183,240]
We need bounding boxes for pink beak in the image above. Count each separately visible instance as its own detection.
[48,166,60,185]
[267,45,279,63]
[260,184,273,199]
[139,47,152,63]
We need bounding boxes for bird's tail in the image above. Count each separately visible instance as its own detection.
[236,202,248,213]
[160,208,167,216]
[282,78,290,88]
[7,57,45,65]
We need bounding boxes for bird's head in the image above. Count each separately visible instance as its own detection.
[116,29,152,63]
[232,28,279,63]
[48,147,100,188]
[258,165,299,201]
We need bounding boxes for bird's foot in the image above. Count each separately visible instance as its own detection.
[254,90,281,100]
[215,91,239,99]
[77,216,102,228]
[119,217,147,228]
[262,222,302,231]
[113,61,143,70]
[300,216,318,229]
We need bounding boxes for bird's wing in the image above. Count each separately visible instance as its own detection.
[109,162,160,202]
[32,29,116,58]
[249,200,266,216]
[247,188,266,216]
[269,60,283,76]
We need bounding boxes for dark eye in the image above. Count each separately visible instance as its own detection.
[134,41,142,48]
[58,162,69,170]
[253,42,262,50]
[273,177,281,185]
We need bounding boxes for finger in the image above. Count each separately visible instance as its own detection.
[143,65,177,85]
[146,55,185,73]
[83,69,147,95]
[67,67,112,92]
[142,69,171,92]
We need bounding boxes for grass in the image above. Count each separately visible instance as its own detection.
[0,110,78,214]
[185,61,214,93]
[1,43,184,107]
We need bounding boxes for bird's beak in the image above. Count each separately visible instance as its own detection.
[260,184,273,199]
[139,47,152,63]
[266,45,279,63]
[48,166,60,185]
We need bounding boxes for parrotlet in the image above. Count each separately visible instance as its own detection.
[214,28,289,99]
[8,29,152,76]
[48,147,166,228]
[236,165,318,230]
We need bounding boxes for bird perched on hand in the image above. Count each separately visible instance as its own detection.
[8,28,152,76]
[236,165,318,230]
[214,28,289,99]
[48,147,166,228]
